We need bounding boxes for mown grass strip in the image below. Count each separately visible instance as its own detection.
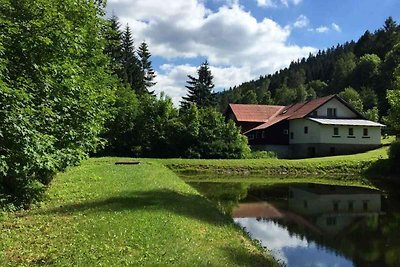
[158,146,391,178]
[0,158,278,266]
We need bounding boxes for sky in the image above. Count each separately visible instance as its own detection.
[106,0,400,105]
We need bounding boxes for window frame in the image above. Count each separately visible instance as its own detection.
[327,108,337,118]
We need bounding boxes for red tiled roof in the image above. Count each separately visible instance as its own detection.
[231,95,337,134]
[228,104,285,122]
[287,95,336,120]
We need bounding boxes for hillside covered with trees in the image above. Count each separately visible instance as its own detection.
[215,17,400,125]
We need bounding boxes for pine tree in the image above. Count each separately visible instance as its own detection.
[121,25,141,91]
[104,15,123,77]
[137,41,156,95]
[181,61,215,109]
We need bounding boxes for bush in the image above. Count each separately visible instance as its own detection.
[389,141,400,160]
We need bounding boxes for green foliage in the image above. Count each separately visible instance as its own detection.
[186,107,250,159]
[274,84,296,105]
[386,66,400,132]
[181,61,215,109]
[241,90,258,104]
[388,141,400,160]
[0,0,114,206]
[339,87,364,112]
[137,41,157,94]
[365,107,380,122]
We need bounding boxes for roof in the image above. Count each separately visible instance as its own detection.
[229,95,383,134]
[243,95,337,133]
[308,118,386,127]
[228,104,285,122]
[287,95,336,120]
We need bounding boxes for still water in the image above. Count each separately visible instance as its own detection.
[188,181,400,267]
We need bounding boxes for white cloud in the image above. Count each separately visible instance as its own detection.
[154,64,253,105]
[256,0,302,7]
[107,0,315,105]
[293,14,309,28]
[332,23,341,32]
[315,26,329,33]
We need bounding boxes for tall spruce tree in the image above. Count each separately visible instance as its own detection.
[121,25,141,91]
[137,41,156,95]
[104,15,123,77]
[181,61,215,109]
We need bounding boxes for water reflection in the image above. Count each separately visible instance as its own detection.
[189,181,400,267]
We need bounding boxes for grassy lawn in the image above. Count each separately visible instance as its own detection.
[0,158,278,266]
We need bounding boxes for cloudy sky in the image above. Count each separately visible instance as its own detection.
[106,0,400,105]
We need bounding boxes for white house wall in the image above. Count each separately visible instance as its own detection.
[315,98,358,118]
[319,125,381,145]
[289,119,321,144]
[289,119,381,145]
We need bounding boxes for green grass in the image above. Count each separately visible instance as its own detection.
[157,144,391,178]
[0,158,278,266]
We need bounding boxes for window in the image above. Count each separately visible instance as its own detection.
[326,217,337,226]
[311,110,318,117]
[255,132,259,139]
[333,202,339,212]
[363,201,369,211]
[290,132,294,139]
[262,131,265,139]
[304,126,308,134]
[333,127,339,136]
[327,108,337,118]
[363,128,368,136]
[248,133,254,140]
[283,129,289,135]
[348,201,354,212]
[348,128,354,136]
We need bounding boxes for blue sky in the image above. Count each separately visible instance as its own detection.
[106,0,400,104]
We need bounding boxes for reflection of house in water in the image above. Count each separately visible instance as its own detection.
[288,184,382,235]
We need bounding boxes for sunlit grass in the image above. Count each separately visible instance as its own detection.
[0,158,278,266]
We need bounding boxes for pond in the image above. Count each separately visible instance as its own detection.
[187,179,400,267]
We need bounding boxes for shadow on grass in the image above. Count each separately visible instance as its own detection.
[364,158,399,179]
[223,246,279,267]
[39,189,232,225]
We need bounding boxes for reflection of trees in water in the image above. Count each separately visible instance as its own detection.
[189,182,249,214]
[269,205,400,266]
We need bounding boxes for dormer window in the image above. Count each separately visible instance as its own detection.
[311,110,318,117]
[327,108,337,118]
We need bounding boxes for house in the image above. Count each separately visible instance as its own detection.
[288,184,382,235]
[225,95,385,158]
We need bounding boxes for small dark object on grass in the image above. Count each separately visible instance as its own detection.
[115,161,142,165]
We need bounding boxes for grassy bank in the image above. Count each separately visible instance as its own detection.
[0,158,278,266]
[158,145,393,178]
